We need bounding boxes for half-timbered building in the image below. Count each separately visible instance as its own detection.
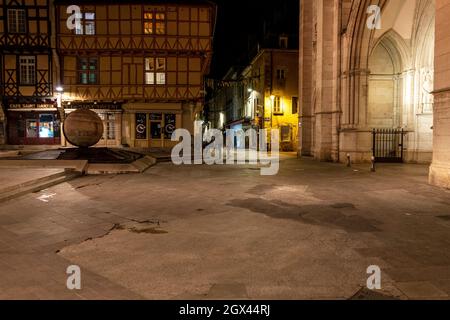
[55,0,216,148]
[0,0,59,145]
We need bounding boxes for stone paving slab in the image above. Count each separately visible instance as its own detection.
[0,168,65,192]
[0,157,449,299]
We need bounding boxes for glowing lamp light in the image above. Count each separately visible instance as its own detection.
[56,86,64,93]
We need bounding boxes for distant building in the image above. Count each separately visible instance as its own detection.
[55,0,216,149]
[0,0,216,147]
[206,37,299,151]
[0,0,60,146]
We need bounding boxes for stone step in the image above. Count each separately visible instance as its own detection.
[0,171,82,204]
[0,171,67,195]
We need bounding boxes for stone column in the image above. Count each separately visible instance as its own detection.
[312,0,337,161]
[430,0,450,187]
[300,0,337,161]
[298,0,314,156]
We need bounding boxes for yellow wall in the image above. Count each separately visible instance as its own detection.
[245,50,299,151]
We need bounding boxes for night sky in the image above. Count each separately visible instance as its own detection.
[210,0,299,78]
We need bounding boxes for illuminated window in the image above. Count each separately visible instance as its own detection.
[19,56,35,85]
[144,11,165,34]
[144,12,154,34]
[7,9,26,33]
[75,12,95,35]
[39,114,55,138]
[78,57,98,84]
[155,13,166,35]
[99,113,116,140]
[145,58,166,85]
[273,96,282,114]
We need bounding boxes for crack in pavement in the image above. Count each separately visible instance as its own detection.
[55,217,167,254]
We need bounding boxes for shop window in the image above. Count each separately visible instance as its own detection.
[99,113,116,140]
[145,58,166,85]
[26,119,38,138]
[164,114,176,139]
[7,9,26,33]
[135,113,147,140]
[39,114,54,138]
[75,12,95,35]
[78,57,98,84]
[144,11,165,34]
[106,114,116,140]
[19,56,36,85]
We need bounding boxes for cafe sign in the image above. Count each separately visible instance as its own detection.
[9,103,56,110]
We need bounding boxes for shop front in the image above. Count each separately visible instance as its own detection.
[63,103,123,148]
[7,104,61,145]
[123,103,183,149]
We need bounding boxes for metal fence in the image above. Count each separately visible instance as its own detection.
[372,128,405,163]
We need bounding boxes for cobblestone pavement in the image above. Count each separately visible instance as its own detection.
[1,156,450,299]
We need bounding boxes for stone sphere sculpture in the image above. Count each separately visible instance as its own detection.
[63,109,104,148]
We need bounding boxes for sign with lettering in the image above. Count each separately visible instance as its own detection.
[9,104,56,109]
[164,114,176,139]
[135,113,147,140]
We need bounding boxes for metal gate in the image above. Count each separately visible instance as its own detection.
[372,128,405,163]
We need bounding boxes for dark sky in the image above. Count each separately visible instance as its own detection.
[210,0,299,78]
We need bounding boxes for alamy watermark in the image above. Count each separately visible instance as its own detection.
[66,265,81,290]
[171,121,280,176]
[366,265,381,290]
[66,5,82,32]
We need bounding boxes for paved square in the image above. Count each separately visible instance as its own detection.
[1,155,450,299]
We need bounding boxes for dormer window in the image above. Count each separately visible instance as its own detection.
[279,36,288,49]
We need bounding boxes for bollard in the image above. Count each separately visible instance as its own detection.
[347,153,351,167]
[371,156,376,172]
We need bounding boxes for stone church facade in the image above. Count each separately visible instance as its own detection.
[299,0,450,188]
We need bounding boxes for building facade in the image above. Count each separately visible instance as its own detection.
[0,0,216,148]
[55,0,216,149]
[0,0,60,146]
[299,0,435,163]
[299,0,450,189]
[207,46,299,151]
[249,48,299,151]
